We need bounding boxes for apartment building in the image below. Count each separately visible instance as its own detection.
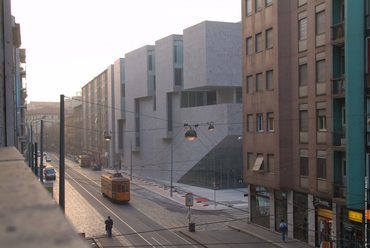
[242,0,367,246]
[0,0,27,152]
[123,21,243,189]
[81,59,124,167]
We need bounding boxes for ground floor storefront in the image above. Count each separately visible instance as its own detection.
[247,185,365,247]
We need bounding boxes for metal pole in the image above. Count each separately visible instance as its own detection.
[34,142,38,176]
[366,153,370,247]
[130,140,132,180]
[40,120,44,183]
[170,134,173,197]
[59,94,65,212]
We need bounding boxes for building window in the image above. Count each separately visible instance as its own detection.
[246,0,252,16]
[299,64,307,86]
[256,73,263,91]
[317,108,326,131]
[267,112,274,131]
[298,0,307,6]
[246,37,253,55]
[299,110,308,132]
[266,70,273,90]
[256,33,263,53]
[299,151,309,176]
[247,114,254,132]
[317,151,327,179]
[174,68,183,86]
[316,59,325,83]
[267,154,274,172]
[252,153,264,171]
[257,113,263,132]
[265,0,272,7]
[247,153,254,170]
[255,0,262,12]
[247,75,253,94]
[236,88,242,103]
[266,28,273,49]
[299,17,307,41]
[316,11,325,35]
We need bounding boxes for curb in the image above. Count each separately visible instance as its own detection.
[227,224,285,248]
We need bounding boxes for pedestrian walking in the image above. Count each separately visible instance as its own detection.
[279,219,288,242]
[105,216,113,238]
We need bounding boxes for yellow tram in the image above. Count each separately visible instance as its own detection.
[101,173,130,203]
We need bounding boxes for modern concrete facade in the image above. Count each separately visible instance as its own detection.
[123,21,243,189]
[242,0,367,246]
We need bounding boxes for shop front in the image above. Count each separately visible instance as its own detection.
[314,197,334,248]
[339,208,363,248]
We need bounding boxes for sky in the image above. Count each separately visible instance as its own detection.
[11,0,241,103]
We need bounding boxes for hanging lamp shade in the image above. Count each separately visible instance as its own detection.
[185,129,197,141]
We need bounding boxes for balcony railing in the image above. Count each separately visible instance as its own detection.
[332,77,345,97]
[332,130,345,147]
[333,184,346,199]
[331,21,344,45]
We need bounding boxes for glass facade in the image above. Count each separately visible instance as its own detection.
[178,136,243,189]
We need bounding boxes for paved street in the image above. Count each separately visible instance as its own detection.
[45,154,309,248]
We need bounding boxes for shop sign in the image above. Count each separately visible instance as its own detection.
[366,209,370,220]
[313,197,332,209]
[348,210,363,223]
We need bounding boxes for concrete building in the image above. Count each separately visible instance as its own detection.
[123,21,243,189]
[242,0,367,246]
[81,60,124,167]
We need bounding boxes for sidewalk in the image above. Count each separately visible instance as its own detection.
[120,170,313,248]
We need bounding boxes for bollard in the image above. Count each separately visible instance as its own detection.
[188,222,195,232]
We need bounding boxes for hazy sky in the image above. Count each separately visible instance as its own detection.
[11,0,241,103]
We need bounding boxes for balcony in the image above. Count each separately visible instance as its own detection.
[332,77,345,98]
[333,184,346,199]
[331,21,344,46]
[332,130,345,148]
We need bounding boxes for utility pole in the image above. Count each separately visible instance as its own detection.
[34,142,38,176]
[170,134,173,197]
[130,140,132,180]
[40,120,44,183]
[59,94,65,212]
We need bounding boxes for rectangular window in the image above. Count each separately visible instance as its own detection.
[236,88,242,103]
[316,11,325,35]
[266,28,273,49]
[267,112,274,131]
[299,64,307,86]
[317,108,326,131]
[299,18,307,41]
[299,110,308,132]
[299,152,309,176]
[267,154,274,173]
[247,114,254,132]
[148,54,153,71]
[247,75,253,94]
[255,0,262,12]
[317,151,327,179]
[316,59,325,83]
[298,0,307,6]
[256,33,263,53]
[206,91,217,105]
[256,73,263,91]
[247,153,254,170]
[246,0,252,16]
[246,37,253,55]
[174,68,183,86]
[257,113,263,132]
[266,70,273,90]
[265,0,272,6]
